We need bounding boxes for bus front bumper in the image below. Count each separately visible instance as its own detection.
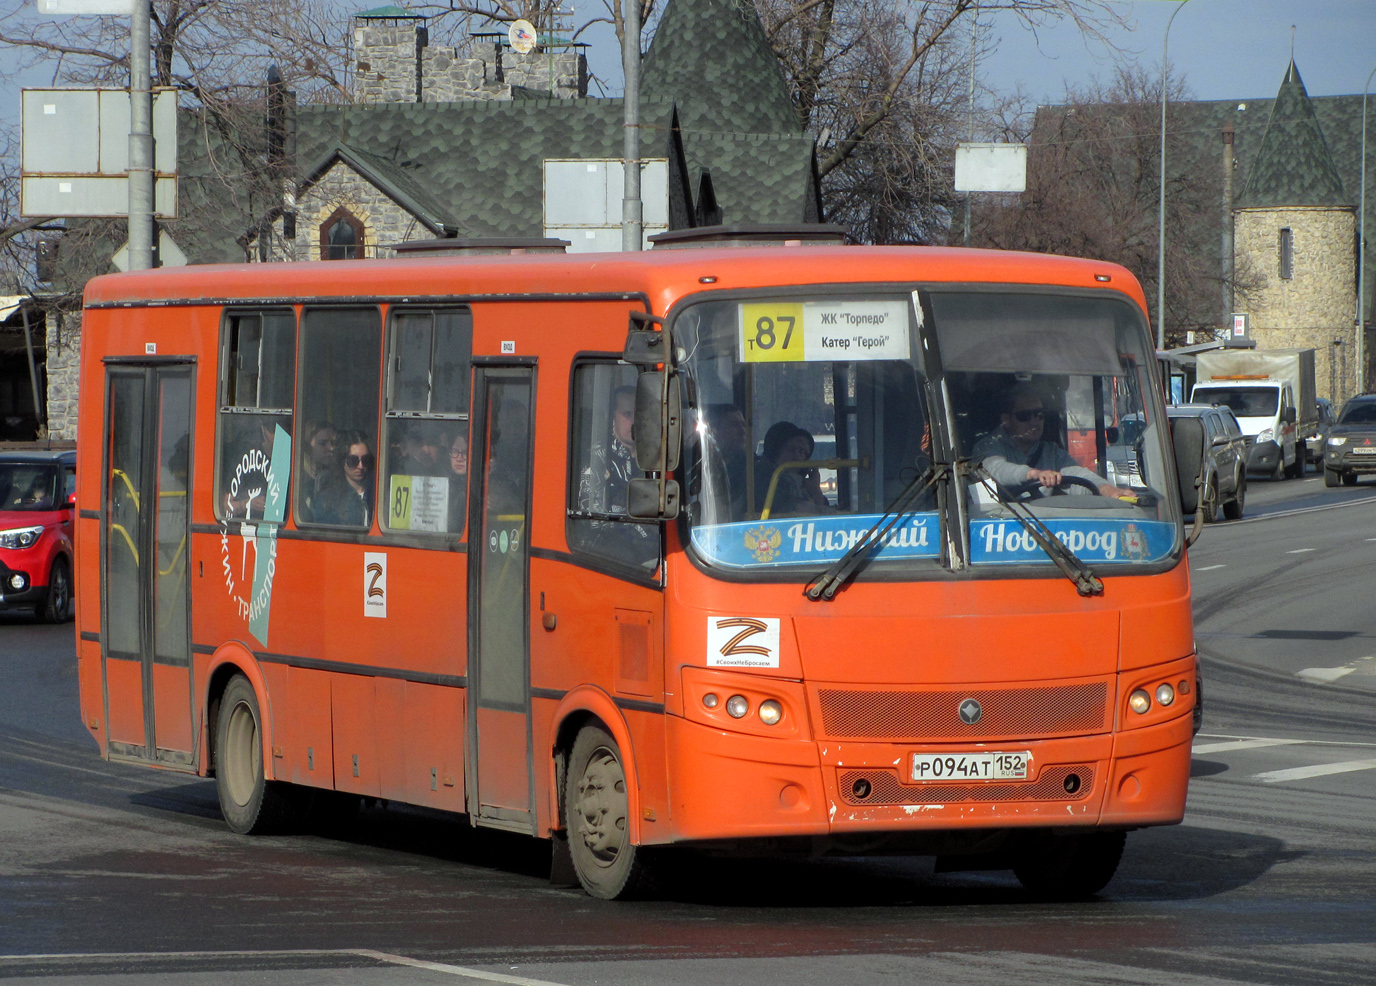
[662,712,1191,844]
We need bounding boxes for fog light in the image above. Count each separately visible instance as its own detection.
[1156,683,1176,706]
[725,694,749,719]
[758,699,783,725]
[9,574,25,590]
[1129,689,1152,714]
[702,692,719,709]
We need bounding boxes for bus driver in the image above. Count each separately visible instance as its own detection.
[973,383,1131,498]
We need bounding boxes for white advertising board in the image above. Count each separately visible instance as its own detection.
[954,142,1027,193]
[35,0,135,15]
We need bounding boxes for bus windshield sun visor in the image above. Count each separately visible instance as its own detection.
[965,462,1103,597]
[805,462,949,602]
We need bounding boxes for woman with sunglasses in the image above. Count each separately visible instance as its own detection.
[973,382,1130,498]
[315,429,376,527]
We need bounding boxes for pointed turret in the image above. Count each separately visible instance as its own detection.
[1235,61,1350,209]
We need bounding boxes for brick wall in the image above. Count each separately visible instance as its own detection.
[292,161,436,259]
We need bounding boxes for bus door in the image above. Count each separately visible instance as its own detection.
[101,361,195,768]
[467,364,536,832]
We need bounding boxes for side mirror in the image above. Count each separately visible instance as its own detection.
[1104,426,1120,444]
[633,370,681,473]
[1211,433,1230,447]
[1282,407,1297,424]
[627,477,680,520]
[623,312,668,367]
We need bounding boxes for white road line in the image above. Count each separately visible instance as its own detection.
[1285,548,1316,554]
[1195,564,1227,571]
[1229,495,1376,525]
[0,950,574,986]
[1296,666,1356,683]
[1191,737,1306,755]
[1254,759,1376,784]
[1195,732,1376,750]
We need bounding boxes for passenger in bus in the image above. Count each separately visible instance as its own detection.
[755,421,832,517]
[973,384,1130,498]
[314,431,376,527]
[701,403,749,520]
[298,420,337,523]
[398,421,447,477]
[577,385,656,564]
[446,430,468,532]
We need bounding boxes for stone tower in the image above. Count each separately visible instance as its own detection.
[1233,61,1357,405]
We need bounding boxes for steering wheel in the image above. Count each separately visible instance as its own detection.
[1000,473,1103,501]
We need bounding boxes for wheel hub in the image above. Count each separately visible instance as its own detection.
[574,748,627,867]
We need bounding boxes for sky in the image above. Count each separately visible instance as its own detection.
[976,0,1376,104]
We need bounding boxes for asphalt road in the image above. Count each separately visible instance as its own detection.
[1,472,1373,986]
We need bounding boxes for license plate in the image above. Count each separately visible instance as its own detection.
[1351,447,1376,455]
[911,751,1030,782]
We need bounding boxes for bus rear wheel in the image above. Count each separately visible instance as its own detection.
[215,674,294,834]
[565,725,652,899]
[1012,830,1125,900]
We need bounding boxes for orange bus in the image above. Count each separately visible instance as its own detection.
[74,229,1196,899]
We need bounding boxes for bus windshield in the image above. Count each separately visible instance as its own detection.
[675,289,1178,577]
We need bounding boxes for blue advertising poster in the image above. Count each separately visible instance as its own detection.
[691,512,941,569]
[968,517,1175,565]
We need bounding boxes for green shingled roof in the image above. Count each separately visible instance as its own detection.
[1234,61,1350,210]
[642,0,801,139]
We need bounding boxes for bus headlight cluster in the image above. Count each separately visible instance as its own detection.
[701,692,784,726]
[1129,682,1179,715]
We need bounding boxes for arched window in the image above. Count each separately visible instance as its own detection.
[320,207,365,260]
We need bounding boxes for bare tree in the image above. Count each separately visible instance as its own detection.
[970,65,1252,345]
[752,0,1126,242]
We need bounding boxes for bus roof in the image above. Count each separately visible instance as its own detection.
[82,246,1146,313]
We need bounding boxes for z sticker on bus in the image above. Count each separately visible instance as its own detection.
[364,552,387,618]
[707,616,780,668]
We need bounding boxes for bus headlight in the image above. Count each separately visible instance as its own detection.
[1156,683,1176,707]
[701,693,719,709]
[758,699,783,725]
[1129,689,1152,714]
[725,695,750,719]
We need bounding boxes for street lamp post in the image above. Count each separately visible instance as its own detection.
[1157,0,1192,350]
[1357,65,1376,394]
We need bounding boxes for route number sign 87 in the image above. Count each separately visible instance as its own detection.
[740,303,806,363]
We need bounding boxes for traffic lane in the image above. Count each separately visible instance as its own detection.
[1188,492,1376,691]
[0,616,88,745]
[1215,471,1376,521]
[0,724,1361,961]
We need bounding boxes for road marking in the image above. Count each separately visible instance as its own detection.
[1296,666,1355,683]
[1195,564,1227,571]
[1191,737,1306,755]
[1285,548,1316,554]
[1229,494,1376,525]
[0,951,574,986]
[1194,732,1376,750]
[1254,759,1376,784]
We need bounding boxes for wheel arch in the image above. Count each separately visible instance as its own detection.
[201,642,272,779]
[546,686,642,844]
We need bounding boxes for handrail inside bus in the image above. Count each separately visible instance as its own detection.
[759,458,863,521]
[109,523,139,565]
[111,468,140,510]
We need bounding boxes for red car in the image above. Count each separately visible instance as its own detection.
[0,450,75,622]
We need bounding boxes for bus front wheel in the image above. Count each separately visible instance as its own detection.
[1012,830,1125,900]
[565,725,653,899]
[214,674,294,835]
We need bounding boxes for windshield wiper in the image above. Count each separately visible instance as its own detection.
[805,462,949,602]
[964,462,1103,597]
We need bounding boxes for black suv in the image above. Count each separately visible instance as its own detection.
[1323,394,1376,486]
[1168,404,1247,522]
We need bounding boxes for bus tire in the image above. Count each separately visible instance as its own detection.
[1012,830,1125,900]
[214,674,293,835]
[565,724,652,899]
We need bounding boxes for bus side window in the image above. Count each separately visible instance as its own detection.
[295,307,383,531]
[567,360,659,571]
[215,309,295,522]
[381,308,473,537]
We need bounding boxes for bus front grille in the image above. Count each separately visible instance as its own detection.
[838,765,1095,806]
[816,681,1109,740]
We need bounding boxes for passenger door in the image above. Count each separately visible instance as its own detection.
[466,364,536,832]
[101,361,196,767]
